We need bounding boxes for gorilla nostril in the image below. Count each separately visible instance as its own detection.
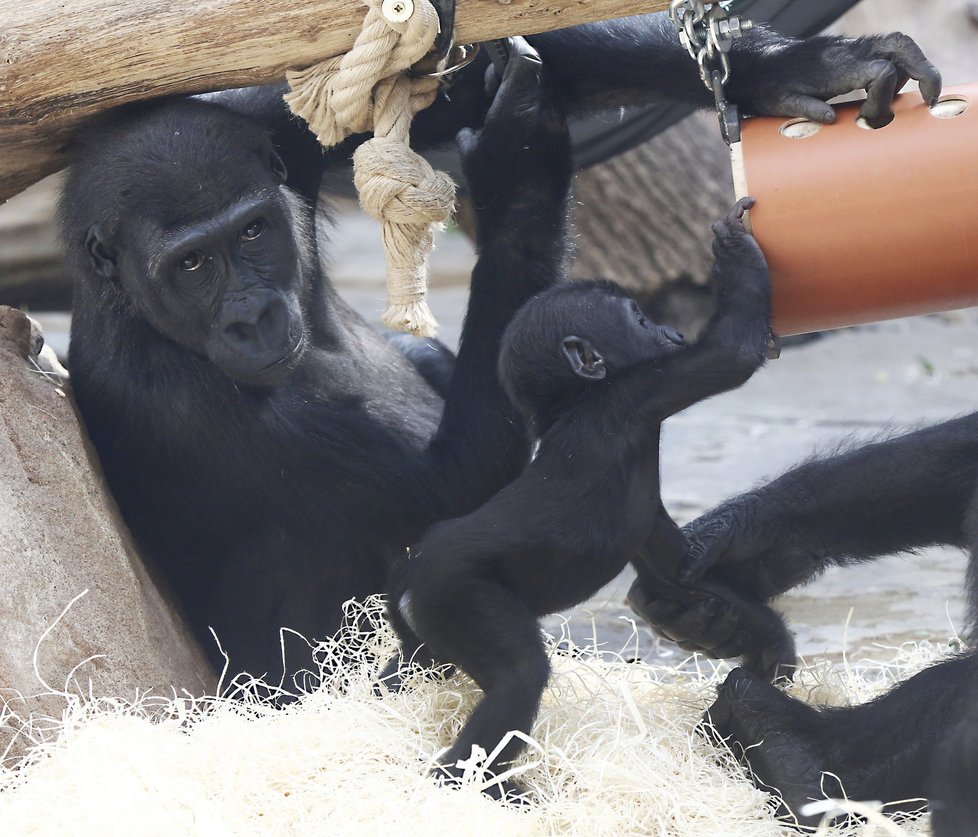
[221,294,290,353]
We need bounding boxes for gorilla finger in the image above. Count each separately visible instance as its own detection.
[741,646,776,683]
[680,532,731,585]
[710,198,755,240]
[676,639,717,655]
[483,64,501,100]
[710,639,750,660]
[702,699,733,742]
[487,37,544,121]
[654,599,726,647]
[729,196,755,220]
[894,70,910,96]
[872,32,942,105]
[763,92,835,124]
[455,127,479,157]
[680,510,763,585]
[709,625,761,660]
[627,587,684,625]
[505,34,542,63]
[856,60,899,127]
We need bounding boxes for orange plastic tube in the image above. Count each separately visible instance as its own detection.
[732,83,978,336]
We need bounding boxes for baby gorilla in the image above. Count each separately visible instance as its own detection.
[386,197,792,792]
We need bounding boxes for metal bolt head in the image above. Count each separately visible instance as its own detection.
[725,16,753,38]
[382,0,413,23]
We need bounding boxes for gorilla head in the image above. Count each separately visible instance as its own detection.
[61,99,312,386]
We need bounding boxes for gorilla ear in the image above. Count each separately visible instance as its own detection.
[85,225,118,280]
[269,149,288,183]
[561,336,606,380]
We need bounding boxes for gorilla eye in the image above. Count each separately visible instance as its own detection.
[241,218,266,241]
[630,300,651,329]
[179,251,206,272]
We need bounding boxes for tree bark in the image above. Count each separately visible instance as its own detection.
[0,0,670,205]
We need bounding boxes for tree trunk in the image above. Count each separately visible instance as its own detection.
[0,0,670,205]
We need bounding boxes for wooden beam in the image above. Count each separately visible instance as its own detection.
[0,0,670,204]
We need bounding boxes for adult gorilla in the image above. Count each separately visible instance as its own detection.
[62,14,938,680]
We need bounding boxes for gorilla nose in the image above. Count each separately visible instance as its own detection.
[220,290,290,354]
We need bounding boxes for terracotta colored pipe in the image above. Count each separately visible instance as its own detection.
[732,82,978,337]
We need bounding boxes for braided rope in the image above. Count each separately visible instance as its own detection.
[285,0,455,336]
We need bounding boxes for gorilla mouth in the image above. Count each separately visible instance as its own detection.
[216,330,307,388]
[259,330,307,373]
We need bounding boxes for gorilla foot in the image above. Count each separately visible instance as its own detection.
[456,35,570,217]
[432,762,531,805]
[705,668,833,828]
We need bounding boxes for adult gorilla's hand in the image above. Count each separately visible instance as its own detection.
[627,491,821,661]
[728,31,942,128]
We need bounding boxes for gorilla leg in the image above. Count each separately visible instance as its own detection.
[930,490,978,837]
[709,657,976,826]
[707,668,848,827]
[406,573,550,785]
[930,659,978,837]
[377,592,452,694]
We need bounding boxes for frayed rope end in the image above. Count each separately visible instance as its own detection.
[382,300,439,337]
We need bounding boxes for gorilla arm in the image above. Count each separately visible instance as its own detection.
[631,413,978,661]
[218,14,941,202]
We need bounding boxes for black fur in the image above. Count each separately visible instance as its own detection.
[215,20,941,205]
[63,52,562,680]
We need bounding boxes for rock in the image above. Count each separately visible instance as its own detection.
[0,307,214,762]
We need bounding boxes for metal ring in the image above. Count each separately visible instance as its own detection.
[409,43,480,79]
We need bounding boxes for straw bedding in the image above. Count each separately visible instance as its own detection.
[0,598,948,836]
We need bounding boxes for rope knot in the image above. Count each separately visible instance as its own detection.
[354,138,455,226]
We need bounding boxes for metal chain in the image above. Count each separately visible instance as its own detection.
[669,1,779,359]
[668,1,753,144]
[668,0,753,89]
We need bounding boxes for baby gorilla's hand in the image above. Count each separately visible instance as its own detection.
[710,197,770,303]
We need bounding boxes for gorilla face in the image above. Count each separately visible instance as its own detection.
[72,100,311,387]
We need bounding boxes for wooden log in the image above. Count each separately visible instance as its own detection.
[0,0,670,205]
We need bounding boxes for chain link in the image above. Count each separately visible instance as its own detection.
[670,1,779,359]
[669,1,753,145]
[668,1,752,90]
